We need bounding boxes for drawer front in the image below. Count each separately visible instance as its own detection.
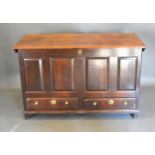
[84,98,136,110]
[26,98,78,110]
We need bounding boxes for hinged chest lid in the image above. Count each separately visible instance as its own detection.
[13,33,145,52]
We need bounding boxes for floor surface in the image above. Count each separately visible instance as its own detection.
[0,86,154,132]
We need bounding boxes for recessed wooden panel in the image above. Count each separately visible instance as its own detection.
[86,58,108,90]
[24,59,44,91]
[52,58,75,91]
[118,57,137,90]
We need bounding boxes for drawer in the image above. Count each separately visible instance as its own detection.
[84,98,136,110]
[26,98,78,110]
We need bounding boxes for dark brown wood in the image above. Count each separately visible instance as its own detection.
[118,57,137,90]
[14,33,145,118]
[24,59,44,91]
[86,58,108,90]
[84,98,136,110]
[18,52,27,111]
[26,98,78,110]
[52,58,75,91]
[24,109,139,115]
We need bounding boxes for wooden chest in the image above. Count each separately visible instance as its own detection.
[13,33,145,118]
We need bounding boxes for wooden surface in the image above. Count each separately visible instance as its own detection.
[17,48,143,118]
[14,34,144,118]
[13,33,145,51]
[24,109,139,115]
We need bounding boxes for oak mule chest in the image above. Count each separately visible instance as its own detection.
[13,33,145,118]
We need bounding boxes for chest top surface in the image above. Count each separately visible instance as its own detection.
[13,33,145,52]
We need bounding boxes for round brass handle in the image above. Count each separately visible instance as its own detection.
[65,101,69,105]
[124,101,128,106]
[107,99,114,105]
[77,49,83,56]
[50,100,56,105]
[34,101,38,105]
[93,101,97,106]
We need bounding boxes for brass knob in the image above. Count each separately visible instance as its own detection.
[34,101,38,105]
[77,49,83,56]
[124,101,128,106]
[107,99,114,105]
[65,101,69,105]
[50,100,56,105]
[27,98,30,101]
[93,101,97,106]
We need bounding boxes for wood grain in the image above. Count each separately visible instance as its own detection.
[13,33,145,51]
[86,58,108,90]
[14,33,145,118]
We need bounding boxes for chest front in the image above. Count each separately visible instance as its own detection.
[13,33,145,118]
